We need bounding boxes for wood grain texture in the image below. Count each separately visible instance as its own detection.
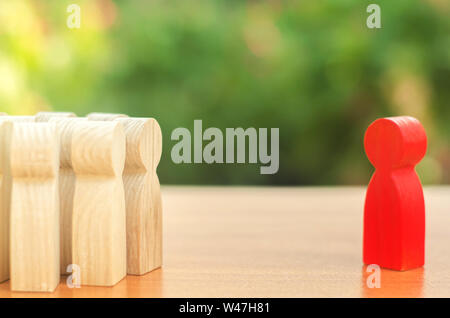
[71,121,127,286]
[37,113,78,275]
[0,121,12,283]
[9,123,60,292]
[115,118,163,275]
[35,112,76,122]
[48,118,87,274]
[0,116,53,283]
[0,187,449,298]
[87,113,128,121]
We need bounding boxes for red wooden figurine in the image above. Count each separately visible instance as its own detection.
[363,116,427,271]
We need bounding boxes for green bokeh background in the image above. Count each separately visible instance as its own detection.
[0,0,448,185]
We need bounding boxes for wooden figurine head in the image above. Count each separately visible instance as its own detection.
[0,116,35,123]
[48,118,87,169]
[35,112,77,122]
[87,113,129,121]
[116,118,162,173]
[10,123,59,179]
[71,121,126,177]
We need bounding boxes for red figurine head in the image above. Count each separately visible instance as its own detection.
[364,116,427,170]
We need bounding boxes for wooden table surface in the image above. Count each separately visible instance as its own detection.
[1,186,449,298]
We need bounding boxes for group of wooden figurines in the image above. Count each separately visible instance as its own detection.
[0,111,162,292]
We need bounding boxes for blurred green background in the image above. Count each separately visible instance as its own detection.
[0,0,448,185]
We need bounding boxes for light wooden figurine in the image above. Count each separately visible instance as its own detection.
[37,113,78,274]
[87,112,128,121]
[0,120,12,283]
[116,118,163,275]
[35,111,76,122]
[0,116,42,283]
[71,121,127,286]
[48,117,87,274]
[9,123,60,292]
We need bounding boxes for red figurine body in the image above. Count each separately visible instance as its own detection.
[363,116,427,271]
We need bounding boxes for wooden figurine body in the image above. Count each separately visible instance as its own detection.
[0,120,12,283]
[0,116,46,283]
[9,123,60,291]
[48,117,86,274]
[71,121,127,286]
[116,118,163,275]
[36,112,77,274]
[363,116,427,271]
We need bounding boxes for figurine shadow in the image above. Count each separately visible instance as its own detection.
[361,264,424,298]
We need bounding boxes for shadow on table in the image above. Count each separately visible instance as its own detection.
[361,265,424,298]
